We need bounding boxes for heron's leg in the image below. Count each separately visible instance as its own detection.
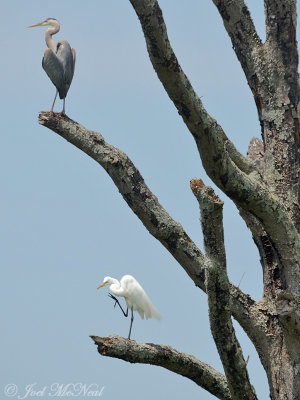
[62,98,66,115]
[51,89,58,112]
[108,294,128,317]
[128,307,134,340]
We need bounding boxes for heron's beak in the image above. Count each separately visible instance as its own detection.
[97,282,106,289]
[28,22,45,28]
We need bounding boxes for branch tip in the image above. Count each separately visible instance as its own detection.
[191,179,223,206]
[190,178,204,191]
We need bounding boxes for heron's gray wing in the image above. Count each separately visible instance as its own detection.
[55,41,75,99]
[72,48,76,72]
[42,48,64,93]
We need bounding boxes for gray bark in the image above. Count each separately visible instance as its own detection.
[91,335,232,400]
[38,1,300,399]
[191,180,257,400]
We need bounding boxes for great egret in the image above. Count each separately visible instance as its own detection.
[29,18,76,114]
[97,275,161,339]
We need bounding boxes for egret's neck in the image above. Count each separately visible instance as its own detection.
[45,21,60,52]
[110,279,125,296]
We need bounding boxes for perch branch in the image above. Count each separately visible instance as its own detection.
[91,335,232,400]
[191,179,257,400]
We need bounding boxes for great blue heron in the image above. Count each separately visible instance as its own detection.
[29,18,76,114]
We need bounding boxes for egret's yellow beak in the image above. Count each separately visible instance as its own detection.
[97,282,106,289]
[28,22,46,28]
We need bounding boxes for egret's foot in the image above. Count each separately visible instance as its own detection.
[107,294,128,317]
[108,293,118,307]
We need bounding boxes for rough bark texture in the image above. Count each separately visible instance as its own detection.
[91,335,232,400]
[191,180,257,400]
[38,1,300,399]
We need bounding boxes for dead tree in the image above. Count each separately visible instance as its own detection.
[39,1,300,399]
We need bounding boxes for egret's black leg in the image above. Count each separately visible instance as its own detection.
[51,89,58,112]
[108,294,128,317]
[128,307,134,340]
[108,293,118,308]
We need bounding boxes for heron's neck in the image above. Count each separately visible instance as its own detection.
[45,21,60,52]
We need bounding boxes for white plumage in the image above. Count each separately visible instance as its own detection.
[98,274,161,339]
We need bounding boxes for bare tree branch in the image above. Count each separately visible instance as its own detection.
[264,0,299,109]
[264,0,297,51]
[211,1,265,142]
[190,179,226,266]
[191,179,257,400]
[90,335,232,400]
[263,0,300,170]
[224,140,258,176]
[212,0,262,86]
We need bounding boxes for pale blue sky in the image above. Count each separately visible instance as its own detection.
[1,1,294,399]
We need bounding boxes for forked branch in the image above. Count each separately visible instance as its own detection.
[91,335,232,400]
